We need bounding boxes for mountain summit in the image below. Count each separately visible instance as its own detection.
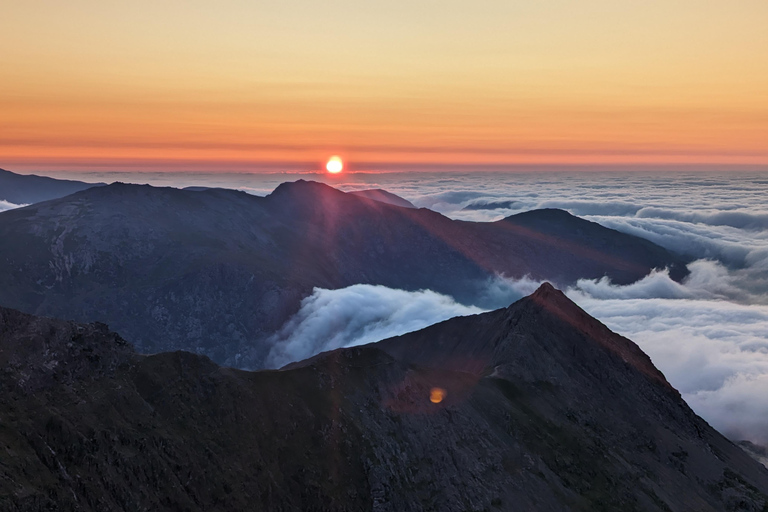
[1,286,766,511]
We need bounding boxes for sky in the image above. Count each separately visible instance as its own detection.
[2,1,768,172]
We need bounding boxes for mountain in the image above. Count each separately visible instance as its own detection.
[348,188,417,208]
[0,168,102,205]
[1,285,766,511]
[0,180,689,368]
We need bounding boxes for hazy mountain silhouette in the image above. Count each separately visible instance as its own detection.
[1,285,765,511]
[0,168,102,205]
[0,180,689,368]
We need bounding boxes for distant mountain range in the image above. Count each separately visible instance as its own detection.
[1,285,765,511]
[0,167,102,205]
[0,178,689,368]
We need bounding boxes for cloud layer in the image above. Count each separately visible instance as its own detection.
[265,284,483,368]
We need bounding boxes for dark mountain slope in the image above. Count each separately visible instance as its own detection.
[0,168,102,205]
[0,180,689,368]
[1,287,766,511]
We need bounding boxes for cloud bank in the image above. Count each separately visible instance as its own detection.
[265,284,483,368]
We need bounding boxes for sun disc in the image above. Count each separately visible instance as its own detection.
[326,156,343,174]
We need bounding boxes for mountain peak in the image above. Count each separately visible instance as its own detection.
[522,283,673,390]
[268,179,341,198]
[524,281,581,317]
[529,280,558,299]
[379,283,673,393]
[501,208,577,225]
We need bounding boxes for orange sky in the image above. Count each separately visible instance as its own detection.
[2,1,767,171]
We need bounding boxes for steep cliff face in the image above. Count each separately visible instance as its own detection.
[0,180,689,368]
[2,286,766,511]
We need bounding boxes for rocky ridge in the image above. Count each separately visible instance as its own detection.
[1,285,766,511]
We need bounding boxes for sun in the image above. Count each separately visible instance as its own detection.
[326,156,343,174]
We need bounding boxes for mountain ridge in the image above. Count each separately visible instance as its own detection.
[0,179,690,368]
[0,167,103,205]
[347,188,417,208]
[1,285,766,511]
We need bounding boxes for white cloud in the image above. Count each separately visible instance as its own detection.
[0,200,25,212]
[265,284,483,368]
[636,207,768,230]
[571,260,754,302]
[586,215,763,267]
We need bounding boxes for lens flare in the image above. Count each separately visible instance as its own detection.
[326,156,343,174]
[429,387,446,404]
